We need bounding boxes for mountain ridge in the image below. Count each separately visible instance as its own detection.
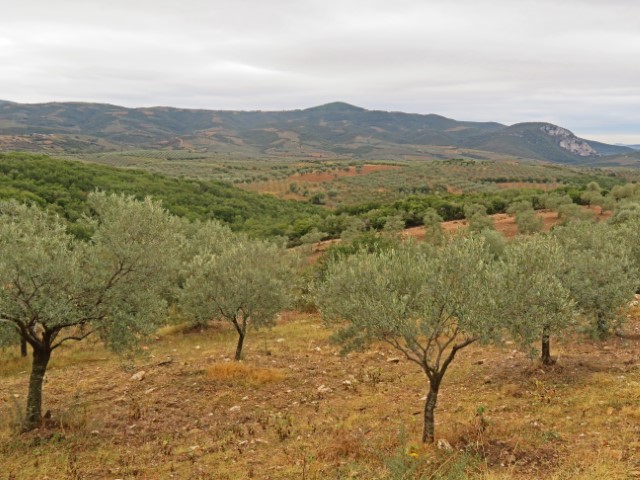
[0,100,632,164]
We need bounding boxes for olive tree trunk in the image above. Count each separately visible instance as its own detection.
[541,326,554,365]
[234,331,245,361]
[422,379,441,443]
[20,338,28,357]
[25,346,51,430]
[596,312,608,339]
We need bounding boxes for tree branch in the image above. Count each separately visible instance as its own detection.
[52,329,97,350]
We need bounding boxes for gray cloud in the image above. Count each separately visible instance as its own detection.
[1,0,639,143]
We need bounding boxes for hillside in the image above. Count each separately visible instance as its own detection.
[0,152,323,239]
[0,100,632,165]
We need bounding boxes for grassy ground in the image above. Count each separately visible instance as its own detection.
[1,311,640,479]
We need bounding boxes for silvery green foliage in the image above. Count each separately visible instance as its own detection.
[609,201,640,225]
[382,215,405,237]
[557,203,596,225]
[506,200,534,216]
[541,193,572,211]
[507,200,543,235]
[497,234,575,355]
[464,204,494,233]
[0,193,182,353]
[340,217,366,243]
[180,237,296,344]
[316,236,498,370]
[612,203,640,286]
[554,221,638,335]
[479,229,506,259]
[300,228,326,245]
[422,208,445,246]
[174,218,236,291]
[609,183,639,202]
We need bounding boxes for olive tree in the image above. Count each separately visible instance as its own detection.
[422,208,445,246]
[507,200,543,234]
[581,182,605,211]
[0,194,182,429]
[557,203,596,224]
[464,203,494,233]
[180,237,296,360]
[541,193,572,213]
[316,237,497,443]
[554,221,638,338]
[497,234,575,365]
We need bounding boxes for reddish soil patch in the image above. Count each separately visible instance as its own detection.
[495,182,562,191]
[311,207,611,260]
[404,207,610,241]
[291,164,398,183]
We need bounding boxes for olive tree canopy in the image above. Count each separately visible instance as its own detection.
[180,237,297,360]
[316,236,498,443]
[0,193,182,429]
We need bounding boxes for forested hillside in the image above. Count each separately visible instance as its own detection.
[0,152,323,239]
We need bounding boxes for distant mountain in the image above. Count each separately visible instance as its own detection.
[0,100,633,164]
[617,143,640,151]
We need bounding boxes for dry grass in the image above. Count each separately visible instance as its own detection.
[206,362,285,385]
[1,312,640,479]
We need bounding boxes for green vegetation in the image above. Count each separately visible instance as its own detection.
[316,236,497,443]
[0,193,181,429]
[180,237,297,360]
[0,152,323,239]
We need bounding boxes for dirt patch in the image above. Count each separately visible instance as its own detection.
[403,207,610,241]
[290,164,399,183]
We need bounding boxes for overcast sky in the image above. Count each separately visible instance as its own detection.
[2,0,639,143]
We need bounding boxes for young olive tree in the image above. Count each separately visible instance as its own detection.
[422,208,445,246]
[0,194,182,429]
[180,237,296,360]
[557,203,596,224]
[316,237,497,443]
[464,203,494,233]
[507,200,543,235]
[554,221,638,338]
[541,193,573,213]
[497,234,575,365]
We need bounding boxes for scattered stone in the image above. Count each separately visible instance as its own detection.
[607,407,614,415]
[437,439,453,451]
[130,371,146,381]
[90,430,100,435]
[229,405,241,412]
[144,387,156,395]
[195,345,201,350]
[317,385,332,393]
[241,396,249,401]
[387,357,401,364]
[276,338,285,343]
